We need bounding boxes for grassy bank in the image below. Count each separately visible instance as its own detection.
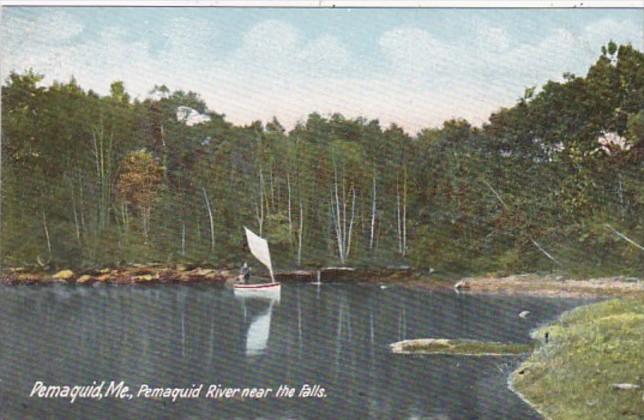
[511,298,644,419]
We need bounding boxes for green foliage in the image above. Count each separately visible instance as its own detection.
[0,43,642,275]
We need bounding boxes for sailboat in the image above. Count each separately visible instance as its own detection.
[233,227,281,299]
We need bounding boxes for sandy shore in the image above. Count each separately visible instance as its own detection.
[443,273,643,298]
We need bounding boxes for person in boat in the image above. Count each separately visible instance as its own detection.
[239,262,251,284]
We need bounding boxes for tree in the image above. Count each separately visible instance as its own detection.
[116,149,164,244]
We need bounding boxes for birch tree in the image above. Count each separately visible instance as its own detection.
[202,187,215,253]
[90,123,114,231]
[329,140,365,264]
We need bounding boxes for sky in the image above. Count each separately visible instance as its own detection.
[1,7,642,133]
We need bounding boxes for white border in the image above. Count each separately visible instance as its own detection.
[0,0,641,7]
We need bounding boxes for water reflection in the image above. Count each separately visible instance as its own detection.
[0,283,594,419]
[236,294,279,357]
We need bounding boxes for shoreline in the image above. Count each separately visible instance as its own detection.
[408,273,643,298]
[507,373,550,420]
[508,298,644,419]
[0,266,641,297]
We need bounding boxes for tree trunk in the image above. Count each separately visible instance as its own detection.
[269,167,275,212]
[342,174,347,251]
[91,126,113,231]
[346,187,357,259]
[297,200,304,266]
[396,179,402,254]
[483,179,560,265]
[141,207,151,245]
[256,169,265,236]
[331,196,344,264]
[369,171,377,251]
[287,173,293,242]
[78,170,86,234]
[69,178,81,245]
[332,168,345,263]
[402,167,408,257]
[160,123,169,184]
[605,223,644,251]
[202,187,215,253]
[181,222,186,256]
[121,202,129,231]
[42,210,52,259]
[617,173,625,220]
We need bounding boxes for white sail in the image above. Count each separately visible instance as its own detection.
[244,226,274,281]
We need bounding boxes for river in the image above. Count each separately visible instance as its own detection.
[0,283,593,419]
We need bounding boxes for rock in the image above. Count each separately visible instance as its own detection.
[77,275,93,284]
[96,274,111,282]
[53,270,74,280]
[611,383,640,390]
[176,273,191,282]
[131,267,156,276]
[454,280,469,290]
[390,338,530,355]
[135,274,155,282]
[192,268,216,277]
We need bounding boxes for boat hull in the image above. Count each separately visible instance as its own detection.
[233,282,281,300]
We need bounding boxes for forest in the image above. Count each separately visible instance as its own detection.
[1,42,642,277]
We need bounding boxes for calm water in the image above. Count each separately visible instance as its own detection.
[0,283,591,419]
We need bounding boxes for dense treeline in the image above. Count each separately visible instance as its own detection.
[1,42,642,277]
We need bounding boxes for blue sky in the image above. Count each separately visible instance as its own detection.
[1,7,642,132]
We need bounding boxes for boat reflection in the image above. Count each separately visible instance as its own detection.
[235,293,279,357]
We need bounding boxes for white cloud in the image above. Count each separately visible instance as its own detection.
[379,27,449,82]
[2,13,642,135]
[3,11,83,44]
[238,19,299,62]
[298,34,350,76]
[476,25,510,52]
[584,17,643,50]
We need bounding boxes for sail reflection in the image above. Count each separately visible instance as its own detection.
[235,294,279,357]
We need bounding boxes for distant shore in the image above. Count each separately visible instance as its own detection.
[0,265,418,286]
[0,266,641,297]
[0,265,235,286]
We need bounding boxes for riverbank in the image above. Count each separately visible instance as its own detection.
[419,273,644,298]
[509,298,644,419]
[0,265,399,285]
[0,265,235,285]
[0,267,641,298]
